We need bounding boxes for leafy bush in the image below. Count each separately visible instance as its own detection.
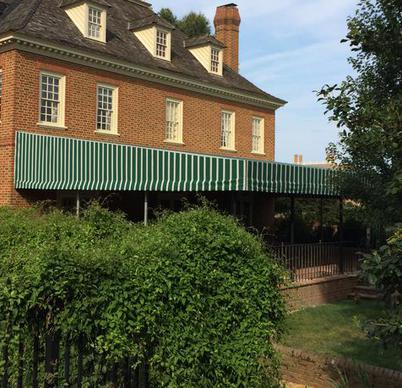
[361,226,402,349]
[0,204,286,387]
[361,226,402,298]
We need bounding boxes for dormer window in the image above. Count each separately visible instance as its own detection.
[88,6,102,39]
[185,36,225,76]
[211,48,220,74]
[129,16,174,62]
[156,29,168,59]
[61,0,109,43]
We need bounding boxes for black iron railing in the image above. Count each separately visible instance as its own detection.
[0,329,149,388]
[271,242,363,282]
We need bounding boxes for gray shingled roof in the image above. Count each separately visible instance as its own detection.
[0,0,286,106]
[128,14,175,31]
[184,35,226,49]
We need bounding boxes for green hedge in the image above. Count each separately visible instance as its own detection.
[0,204,286,387]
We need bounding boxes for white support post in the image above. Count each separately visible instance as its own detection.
[76,191,81,218]
[144,191,149,226]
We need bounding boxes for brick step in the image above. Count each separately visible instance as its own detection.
[353,285,382,295]
[348,292,383,301]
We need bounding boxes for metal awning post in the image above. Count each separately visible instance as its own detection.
[319,198,324,242]
[76,191,81,218]
[339,197,344,274]
[144,191,149,226]
[290,196,295,244]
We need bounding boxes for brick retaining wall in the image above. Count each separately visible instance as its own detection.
[281,274,359,310]
[277,344,402,388]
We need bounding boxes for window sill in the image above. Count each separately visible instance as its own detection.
[95,130,120,136]
[220,147,237,153]
[251,151,266,156]
[164,140,185,146]
[37,122,67,130]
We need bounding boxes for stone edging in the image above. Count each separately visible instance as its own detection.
[276,344,402,387]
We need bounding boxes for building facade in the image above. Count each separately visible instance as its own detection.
[0,0,335,227]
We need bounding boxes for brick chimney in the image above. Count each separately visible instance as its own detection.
[294,154,303,164]
[214,3,241,72]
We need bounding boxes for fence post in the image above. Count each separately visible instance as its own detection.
[1,318,11,388]
[17,339,24,388]
[339,198,344,274]
[290,196,295,244]
[32,326,39,388]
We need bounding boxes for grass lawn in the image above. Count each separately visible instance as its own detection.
[282,300,402,372]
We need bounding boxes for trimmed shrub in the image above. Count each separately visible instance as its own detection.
[0,204,286,387]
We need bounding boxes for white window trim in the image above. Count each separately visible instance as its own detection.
[164,98,184,144]
[85,4,107,43]
[95,83,119,135]
[220,110,236,151]
[37,71,67,130]
[251,116,265,155]
[0,69,3,123]
[154,28,171,61]
[210,47,222,75]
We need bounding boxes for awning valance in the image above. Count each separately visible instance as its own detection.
[14,132,338,196]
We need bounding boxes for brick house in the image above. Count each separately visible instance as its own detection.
[0,0,336,227]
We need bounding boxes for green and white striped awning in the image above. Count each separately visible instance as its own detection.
[14,131,338,196]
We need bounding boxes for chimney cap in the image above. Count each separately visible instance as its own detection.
[218,3,238,7]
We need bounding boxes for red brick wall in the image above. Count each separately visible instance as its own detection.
[0,49,276,207]
[281,275,359,311]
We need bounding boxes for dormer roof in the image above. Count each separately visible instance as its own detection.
[128,14,175,32]
[184,35,226,49]
[59,0,111,8]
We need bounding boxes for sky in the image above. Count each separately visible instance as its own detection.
[150,0,358,163]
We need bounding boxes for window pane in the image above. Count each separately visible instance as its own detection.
[221,112,233,148]
[156,30,168,58]
[88,7,102,39]
[211,48,220,73]
[166,100,181,141]
[0,72,2,121]
[40,74,61,123]
[252,118,263,153]
[97,86,114,131]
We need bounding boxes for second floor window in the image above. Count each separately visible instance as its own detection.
[88,6,102,39]
[165,99,183,143]
[156,30,168,58]
[252,117,264,154]
[0,71,2,121]
[40,72,65,126]
[96,85,117,133]
[211,48,220,73]
[221,111,235,150]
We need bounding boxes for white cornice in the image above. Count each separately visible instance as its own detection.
[0,33,286,110]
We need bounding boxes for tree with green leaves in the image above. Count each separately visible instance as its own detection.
[158,7,178,27]
[317,0,402,229]
[158,8,211,38]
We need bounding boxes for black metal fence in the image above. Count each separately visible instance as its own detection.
[0,329,149,388]
[271,242,363,282]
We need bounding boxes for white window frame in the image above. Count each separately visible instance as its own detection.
[220,110,236,151]
[211,47,220,74]
[0,70,3,122]
[86,4,106,42]
[251,117,265,154]
[95,83,119,135]
[38,71,66,129]
[165,98,183,144]
[155,28,171,60]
